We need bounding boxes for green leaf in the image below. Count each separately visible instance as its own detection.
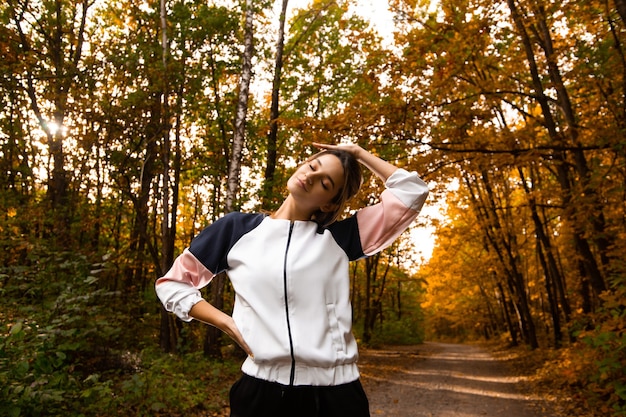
[14,361,29,377]
[9,321,23,335]
[6,405,21,417]
[151,402,166,411]
[84,276,99,285]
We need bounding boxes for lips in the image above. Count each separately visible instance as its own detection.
[297,178,308,191]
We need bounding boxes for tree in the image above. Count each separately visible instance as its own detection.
[204,0,256,358]
[504,0,608,305]
[387,0,626,352]
[261,0,289,210]
[9,0,93,243]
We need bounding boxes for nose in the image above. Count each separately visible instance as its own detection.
[304,172,313,184]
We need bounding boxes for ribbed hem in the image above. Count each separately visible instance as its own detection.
[241,357,360,386]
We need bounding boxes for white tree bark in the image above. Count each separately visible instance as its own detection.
[226,0,255,213]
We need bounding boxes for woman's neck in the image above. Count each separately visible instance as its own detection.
[271,196,313,221]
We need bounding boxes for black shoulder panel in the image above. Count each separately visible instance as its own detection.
[189,212,265,274]
[326,215,365,261]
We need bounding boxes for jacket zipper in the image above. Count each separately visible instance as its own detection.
[283,221,296,386]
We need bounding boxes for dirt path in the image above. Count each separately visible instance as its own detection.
[359,342,554,417]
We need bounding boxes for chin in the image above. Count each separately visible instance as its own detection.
[286,178,300,194]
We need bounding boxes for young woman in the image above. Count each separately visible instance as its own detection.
[156,142,429,417]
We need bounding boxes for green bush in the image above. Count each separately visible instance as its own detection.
[0,244,243,416]
[368,313,425,346]
[104,348,240,416]
[0,247,123,415]
[576,286,626,416]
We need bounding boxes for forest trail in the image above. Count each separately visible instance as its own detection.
[359,342,555,417]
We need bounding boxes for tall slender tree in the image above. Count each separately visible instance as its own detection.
[204,0,256,358]
[261,0,289,210]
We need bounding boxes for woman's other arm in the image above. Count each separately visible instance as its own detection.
[189,301,253,357]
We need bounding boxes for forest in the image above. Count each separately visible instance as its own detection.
[1,0,625,415]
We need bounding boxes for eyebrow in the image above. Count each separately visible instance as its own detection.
[314,158,336,190]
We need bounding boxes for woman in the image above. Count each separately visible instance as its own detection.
[156,142,429,417]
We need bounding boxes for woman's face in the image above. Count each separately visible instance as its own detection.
[287,153,345,214]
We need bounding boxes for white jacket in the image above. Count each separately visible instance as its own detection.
[156,169,428,386]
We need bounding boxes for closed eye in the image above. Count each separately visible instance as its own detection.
[310,158,334,191]
[309,164,329,189]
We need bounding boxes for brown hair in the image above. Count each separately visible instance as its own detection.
[308,149,362,227]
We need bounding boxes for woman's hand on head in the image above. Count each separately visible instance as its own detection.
[313,142,397,182]
[312,142,363,160]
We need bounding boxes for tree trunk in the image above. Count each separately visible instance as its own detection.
[124,95,159,293]
[493,277,518,346]
[224,0,254,215]
[12,0,91,244]
[533,2,612,286]
[506,0,607,307]
[205,0,255,358]
[463,171,538,348]
[614,0,626,28]
[362,256,377,344]
[157,0,183,353]
[517,166,567,347]
[262,0,289,210]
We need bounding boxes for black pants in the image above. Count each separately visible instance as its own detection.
[229,374,370,417]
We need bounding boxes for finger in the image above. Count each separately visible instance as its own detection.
[236,337,253,357]
[231,330,254,357]
[312,142,332,149]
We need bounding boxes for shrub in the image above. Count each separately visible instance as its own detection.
[0,246,123,415]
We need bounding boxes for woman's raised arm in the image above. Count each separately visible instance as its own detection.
[312,142,398,182]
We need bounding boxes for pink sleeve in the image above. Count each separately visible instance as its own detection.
[356,169,429,256]
[155,248,215,322]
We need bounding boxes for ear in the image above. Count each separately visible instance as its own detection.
[320,203,339,213]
